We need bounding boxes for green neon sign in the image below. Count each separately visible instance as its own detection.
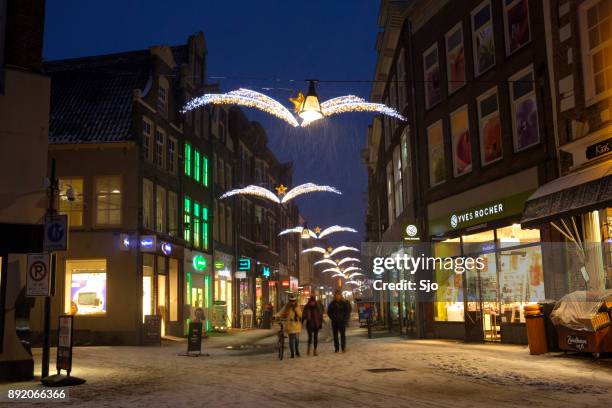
[193,255,207,271]
[214,260,225,269]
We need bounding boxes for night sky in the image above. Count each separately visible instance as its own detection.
[43,0,380,247]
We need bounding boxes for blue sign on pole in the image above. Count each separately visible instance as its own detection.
[238,258,251,271]
[43,215,68,251]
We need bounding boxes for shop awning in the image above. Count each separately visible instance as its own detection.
[521,161,612,227]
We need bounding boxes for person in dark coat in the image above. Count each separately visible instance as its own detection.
[327,289,351,353]
[302,295,323,356]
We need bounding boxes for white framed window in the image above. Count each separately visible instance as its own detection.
[580,0,612,104]
[400,128,412,205]
[143,178,154,229]
[393,145,403,218]
[450,105,472,177]
[168,191,178,237]
[477,87,503,165]
[386,161,395,225]
[423,43,441,109]
[446,22,466,94]
[503,0,531,55]
[156,185,166,233]
[509,66,540,151]
[142,117,153,162]
[64,259,107,316]
[397,48,407,109]
[157,78,168,116]
[218,157,225,188]
[95,176,122,226]
[155,128,166,169]
[472,0,496,77]
[167,136,177,175]
[59,178,84,227]
[427,120,446,187]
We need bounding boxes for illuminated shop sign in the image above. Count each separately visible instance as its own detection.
[235,271,247,279]
[217,269,231,278]
[214,260,225,269]
[238,257,251,271]
[160,242,172,255]
[192,255,207,271]
[261,266,270,278]
[585,137,611,160]
[140,235,156,252]
[281,280,290,288]
[120,233,131,251]
[403,224,419,241]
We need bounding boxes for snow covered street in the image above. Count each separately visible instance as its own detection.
[2,327,612,407]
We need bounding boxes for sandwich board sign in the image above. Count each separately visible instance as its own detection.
[44,214,68,252]
[26,253,51,297]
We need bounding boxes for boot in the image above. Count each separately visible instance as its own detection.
[313,349,318,356]
[307,345,311,355]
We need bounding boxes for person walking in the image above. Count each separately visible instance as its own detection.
[302,295,323,356]
[277,293,302,358]
[327,290,351,353]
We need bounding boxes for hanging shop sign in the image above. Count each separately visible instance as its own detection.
[192,255,207,271]
[56,315,74,375]
[143,315,162,345]
[235,271,247,279]
[238,257,251,271]
[281,280,290,288]
[429,191,533,236]
[140,235,157,252]
[214,260,225,269]
[217,268,231,278]
[160,242,172,255]
[585,137,611,160]
[261,266,271,278]
[187,321,203,354]
[403,223,420,241]
[119,234,131,251]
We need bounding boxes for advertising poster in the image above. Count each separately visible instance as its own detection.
[451,107,472,176]
[514,95,539,151]
[506,0,530,53]
[473,4,495,74]
[427,121,446,186]
[71,271,107,315]
[446,27,465,93]
[423,47,441,108]
[479,93,503,165]
[212,300,228,329]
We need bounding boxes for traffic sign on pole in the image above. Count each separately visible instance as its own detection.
[44,214,68,252]
[26,253,51,297]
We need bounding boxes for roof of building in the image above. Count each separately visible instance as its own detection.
[44,50,152,144]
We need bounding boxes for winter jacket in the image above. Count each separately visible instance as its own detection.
[327,299,351,325]
[302,302,323,330]
[277,303,302,334]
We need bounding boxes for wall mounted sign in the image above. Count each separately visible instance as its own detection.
[403,224,420,241]
[281,280,290,288]
[119,233,131,251]
[160,242,172,255]
[261,266,271,278]
[217,268,231,278]
[192,255,207,271]
[238,257,251,271]
[235,271,247,279]
[140,235,156,252]
[585,137,611,160]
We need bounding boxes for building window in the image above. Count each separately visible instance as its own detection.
[95,176,121,225]
[157,79,168,116]
[478,87,503,165]
[194,149,201,183]
[65,259,107,316]
[184,143,192,177]
[450,105,472,177]
[218,158,225,188]
[393,146,403,218]
[226,163,232,190]
[423,43,441,109]
[59,178,84,227]
[203,155,209,187]
[184,196,191,243]
[509,66,539,151]
[142,117,153,162]
[155,128,166,169]
[193,202,201,248]
[580,0,612,103]
[427,120,446,187]
[219,109,227,141]
[386,161,394,225]
[397,48,407,109]
[446,22,465,94]
[167,136,177,174]
[143,178,154,229]
[214,200,219,240]
[226,205,233,245]
[503,0,531,55]
[156,185,166,233]
[400,128,412,205]
[168,191,177,237]
[472,0,495,76]
[203,206,209,250]
[195,109,202,137]
[219,205,226,244]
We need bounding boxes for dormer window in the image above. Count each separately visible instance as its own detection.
[157,77,169,116]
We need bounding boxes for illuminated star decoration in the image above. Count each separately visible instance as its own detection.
[219,183,341,204]
[289,91,304,113]
[278,225,357,239]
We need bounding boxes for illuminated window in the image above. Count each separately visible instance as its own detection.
[203,155,209,187]
[393,146,403,218]
[194,149,201,183]
[65,259,107,316]
[168,191,178,237]
[143,178,154,229]
[477,87,503,166]
[386,161,394,224]
[167,136,177,174]
[142,117,153,162]
[193,201,201,248]
[580,0,612,102]
[156,185,166,233]
[450,105,472,177]
[203,206,209,250]
[95,176,121,225]
[184,143,192,177]
[59,178,84,227]
[184,196,191,243]
[502,0,531,55]
[427,120,445,187]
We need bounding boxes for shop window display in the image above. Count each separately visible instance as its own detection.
[65,259,107,316]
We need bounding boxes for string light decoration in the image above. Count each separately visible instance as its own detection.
[301,245,359,258]
[342,266,362,274]
[183,88,299,127]
[328,245,359,257]
[219,183,341,204]
[278,224,357,239]
[337,257,360,266]
[313,259,338,267]
[322,268,342,274]
[347,272,364,279]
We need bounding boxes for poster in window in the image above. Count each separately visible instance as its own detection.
[514,95,539,151]
[505,0,531,53]
[427,122,446,186]
[481,114,502,164]
[447,27,465,93]
[451,108,472,176]
[70,272,107,315]
[424,47,441,108]
[473,4,495,75]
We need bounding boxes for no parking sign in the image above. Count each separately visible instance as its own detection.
[26,253,51,297]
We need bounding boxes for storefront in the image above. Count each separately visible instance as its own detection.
[427,167,545,344]
[236,256,254,328]
[184,249,212,332]
[214,251,234,329]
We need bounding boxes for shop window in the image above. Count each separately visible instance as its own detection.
[155,128,166,169]
[423,42,441,109]
[169,259,179,321]
[65,259,107,316]
[433,238,463,322]
[427,120,445,187]
[142,254,154,321]
[471,0,495,76]
[450,106,472,177]
[446,22,465,94]
[157,79,168,116]
[496,224,540,246]
[142,178,154,230]
[184,143,192,177]
[477,88,503,166]
[184,196,191,243]
[167,136,177,175]
[397,48,407,109]
[510,66,540,152]
[580,0,612,103]
[59,178,84,227]
[168,191,177,237]
[393,146,403,218]
[95,176,121,226]
[142,117,153,162]
[203,206,209,250]
[386,161,394,225]
[156,185,166,233]
[503,0,531,55]
[193,201,201,248]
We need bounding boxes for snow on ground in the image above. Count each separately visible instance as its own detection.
[1,325,611,408]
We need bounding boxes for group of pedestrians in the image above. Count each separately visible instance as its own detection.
[276,289,351,358]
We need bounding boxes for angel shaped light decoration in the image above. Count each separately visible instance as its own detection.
[183,80,406,127]
[301,245,359,259]
[219,183,341,204]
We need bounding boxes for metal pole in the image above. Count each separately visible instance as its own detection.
[42,158,57,379]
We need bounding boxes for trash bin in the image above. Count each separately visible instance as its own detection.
[539,300,560,352]
[524,304,548,355]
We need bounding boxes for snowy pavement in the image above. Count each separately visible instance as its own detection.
[1,326,611,407]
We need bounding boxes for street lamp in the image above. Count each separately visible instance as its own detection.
[300,225,312,240]
[297,80,323,122]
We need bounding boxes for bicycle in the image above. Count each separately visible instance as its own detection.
[276,319,286,360]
